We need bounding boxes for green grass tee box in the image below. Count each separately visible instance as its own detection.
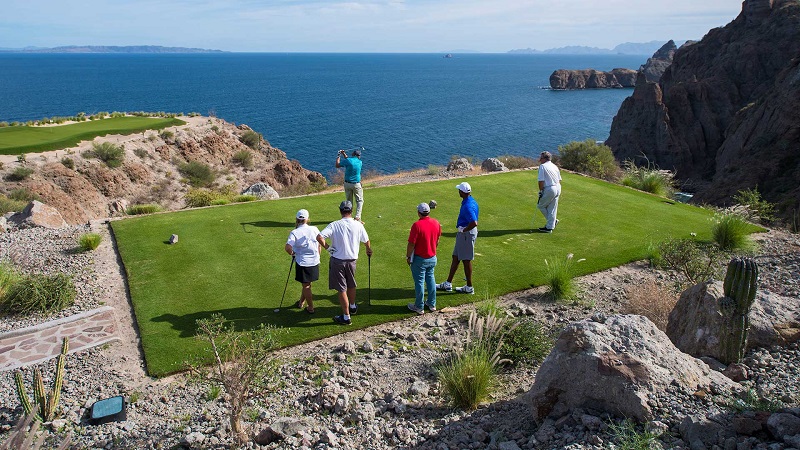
[0,117,185,154]
[112,170,719,376]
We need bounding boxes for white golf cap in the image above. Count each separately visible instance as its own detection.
[296,209,309,220]
[417,202,430,214]
[456,182,471,193]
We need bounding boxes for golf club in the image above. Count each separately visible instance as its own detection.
[368,253,371,306]
[275,256,295,313]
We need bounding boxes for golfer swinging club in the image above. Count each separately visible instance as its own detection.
[335,148,364,222]
[317,200,372,325]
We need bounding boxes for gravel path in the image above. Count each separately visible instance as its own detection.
[0,219,797,449]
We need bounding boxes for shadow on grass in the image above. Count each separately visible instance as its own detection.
[150,287,417,338]
[441,229,534,238]
[240,220,295,233]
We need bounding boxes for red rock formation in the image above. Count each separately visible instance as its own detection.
[0,118,326,224]
[607,0,800,212]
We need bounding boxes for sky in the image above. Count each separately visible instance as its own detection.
[0,0,744,53]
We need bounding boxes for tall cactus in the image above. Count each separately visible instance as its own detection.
[14,337,69,422]
[719,258,758,364]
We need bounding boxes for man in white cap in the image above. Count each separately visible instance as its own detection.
[437,182,479,294]
[317,200,373,325]
[536,151,562,233]
[285,209,321,313]
[406,202,442,314]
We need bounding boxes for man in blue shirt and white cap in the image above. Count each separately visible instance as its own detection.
[437,181,478,294]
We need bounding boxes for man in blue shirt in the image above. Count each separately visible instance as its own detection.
[436,182,478,294]
[336,148,364,222]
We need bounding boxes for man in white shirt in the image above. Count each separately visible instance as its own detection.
[537,151,562,233]
[317,201,373,325]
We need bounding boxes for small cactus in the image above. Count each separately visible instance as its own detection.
[719,258,758,364]
[14,337,69,422]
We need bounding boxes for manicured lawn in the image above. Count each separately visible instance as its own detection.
[112,170,722,376]
[0,117,185,154]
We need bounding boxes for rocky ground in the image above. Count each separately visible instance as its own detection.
[1,201,799,449]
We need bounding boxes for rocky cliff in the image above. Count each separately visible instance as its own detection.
[0,117,325,224]
[549,68,637,89]
[639,40,678,83]
[606,0,800,212]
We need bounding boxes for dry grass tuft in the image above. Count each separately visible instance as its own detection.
[623,281,678,331]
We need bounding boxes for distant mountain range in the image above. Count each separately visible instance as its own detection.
[508,40,687,56]
[0,45,225,54]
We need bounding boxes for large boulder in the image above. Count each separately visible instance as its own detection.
[527,314,738,422]
[446,158,474,172]
[481,158,508,172]
[9,200,68,229]
[241,182,279,200]
[667,281,800,360]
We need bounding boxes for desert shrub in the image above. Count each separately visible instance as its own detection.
[133,148,148,159]
[239,130,263,150]
[500,318,553,365]
[159,130,174,141]
[712,213,755,252]
[185,188,221,208]
[231,150,254,169]
[658,238,723,285]
[146,134,158,142]
[0,263,22,301]
[733,188,775,224]
[8,188,37,202]
[437,312,513,410]
[178,161,216,187]
[327,169,345,186]
[277,179,328,197]
[1,273,76,315]
[623,281,678,331]
[727,388,784,413]
[426,164,443,175]
[232,195,258,203]
[543,253,584,301]
[0,195,27,215]
[497,154,537,170]
[620,161,675,197]
[607,418,662,450]
[475,297,503,318]
[85,142,125,168]
[190,314,281,444]
[126,204,163,215]
[78,233,102,251]
[211,199,230,206]
[5,167,34,182]
[60,157,75,169]
[556,139,620,180]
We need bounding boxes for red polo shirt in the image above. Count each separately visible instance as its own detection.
[408,216,442,259]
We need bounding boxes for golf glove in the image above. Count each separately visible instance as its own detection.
[457,226,465,233]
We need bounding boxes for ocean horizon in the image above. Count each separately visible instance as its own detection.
[0,53,644,175]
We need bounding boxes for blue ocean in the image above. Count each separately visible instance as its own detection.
[0,53,643,175]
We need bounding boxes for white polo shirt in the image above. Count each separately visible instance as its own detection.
[538,161,562,187]
[286,224,321,267]
[319,218,369,260]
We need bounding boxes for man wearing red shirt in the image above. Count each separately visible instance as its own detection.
[406,202,442,314]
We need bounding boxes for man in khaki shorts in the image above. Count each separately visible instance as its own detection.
[317,201,372,325]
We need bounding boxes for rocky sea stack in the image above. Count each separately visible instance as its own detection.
[606,0,800,215]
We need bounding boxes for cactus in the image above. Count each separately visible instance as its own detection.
[14,337,69,422]
[719,258,758,364]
